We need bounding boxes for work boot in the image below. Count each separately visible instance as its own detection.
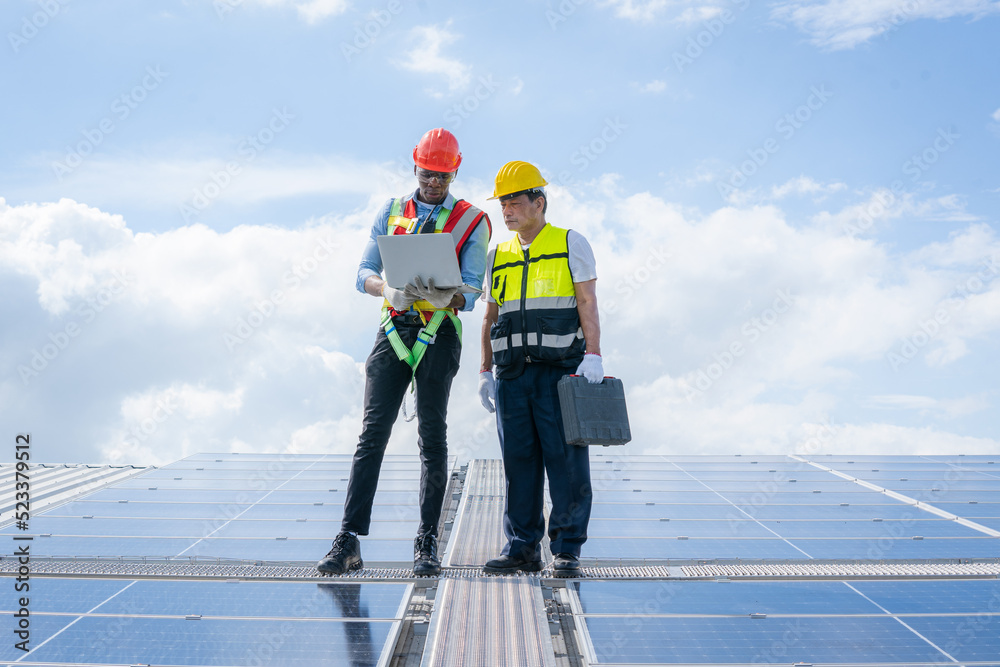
[317,531,363,575]
[483,554,543,574]
[413,534,441,576]
[552,553,580,578]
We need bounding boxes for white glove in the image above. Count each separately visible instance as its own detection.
[412,276,459,309]
[478,371,496,413]
[575,353,604,383]
[382,283,417,311]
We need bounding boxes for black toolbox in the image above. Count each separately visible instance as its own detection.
[557,375,631,446]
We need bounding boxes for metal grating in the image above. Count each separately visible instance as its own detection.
[0,557,547,581]
[0,557,411,580]
[420,576,556,667]
[17,559,995,582]
[443,459,507,567]
[682,560,1000,578]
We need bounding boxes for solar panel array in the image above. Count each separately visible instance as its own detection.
[0,576,411,666]
[570,578,1000,665]
[2,453,448,563]
[1,453,446,667]
[2,452,998,666]
[571,454,1000,666]
[584,454,1000,561]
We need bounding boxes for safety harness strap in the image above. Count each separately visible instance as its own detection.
[380,307,463,373]
[381,306,463,422]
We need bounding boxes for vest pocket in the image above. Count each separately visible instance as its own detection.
[490,318,514,367]
[534,313,585,363]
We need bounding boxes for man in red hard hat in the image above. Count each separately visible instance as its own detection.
[318,128,491,577]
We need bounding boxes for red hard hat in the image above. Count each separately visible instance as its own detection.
[413,128,462,172]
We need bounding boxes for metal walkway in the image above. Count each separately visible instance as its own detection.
[421,576,556,667]
[443,458,507,568]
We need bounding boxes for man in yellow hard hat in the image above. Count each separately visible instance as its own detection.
[318,129,491,578]
[478,161,603,577]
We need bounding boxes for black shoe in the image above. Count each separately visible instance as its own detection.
[552,553,580,578]
[317,532,363,575]
[483,554,543,574]
[413,534,440,576]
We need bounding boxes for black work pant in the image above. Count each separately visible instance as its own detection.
[497,362,593,562]
[341,317,461,538]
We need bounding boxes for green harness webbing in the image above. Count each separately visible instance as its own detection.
[381,306,463,421]
[388,198,451,233]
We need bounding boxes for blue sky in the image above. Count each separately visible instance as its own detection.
[2,0,999,465]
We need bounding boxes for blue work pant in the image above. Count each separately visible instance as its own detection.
[497,363,593,561]
[341,317,460,538]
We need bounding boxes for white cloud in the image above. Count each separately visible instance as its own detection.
[638,79,667,94]
[862,393,990,418]
[992,107,1000,122]
[809,189,978,236]
[4,178,1000,466]
[600,0,735,23]
[674,5,724,23]
[771,176,847,199]
[510,76,524,96]
[727,176,848,205]
[397,24,472,93]
[105,383,246,464]
[293,0,349,23]
[15,152,395,225]
[771,0,1000,50]
[664,163,719,190]
[243,0,349,23]
[818,423,1000,455]
[914,194,980,222]
[599,0,674,22]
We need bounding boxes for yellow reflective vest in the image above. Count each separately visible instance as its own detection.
[488,223,585,378]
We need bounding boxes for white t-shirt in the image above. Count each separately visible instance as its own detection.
[482,228,596,303]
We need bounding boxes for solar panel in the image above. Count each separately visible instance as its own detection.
[0,578,411,667]
[4,452,999,666]
[566,455,1000,666]
[2,453,451,564]
[582,454,1000,562]
[581,616,943,665]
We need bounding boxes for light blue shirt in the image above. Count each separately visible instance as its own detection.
[356,189,490,312]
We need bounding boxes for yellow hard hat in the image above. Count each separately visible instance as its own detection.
[489,160,548,199]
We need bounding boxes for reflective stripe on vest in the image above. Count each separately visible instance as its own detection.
[488,223,584,368]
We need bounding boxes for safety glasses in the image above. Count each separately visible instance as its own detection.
[416,168,456,183]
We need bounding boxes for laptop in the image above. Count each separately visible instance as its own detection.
[377,233,484,293]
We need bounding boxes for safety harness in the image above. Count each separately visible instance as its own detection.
[387,197,451,234]
[382,195,461,421]
[380,306,463,421]
[377,194,488,420]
